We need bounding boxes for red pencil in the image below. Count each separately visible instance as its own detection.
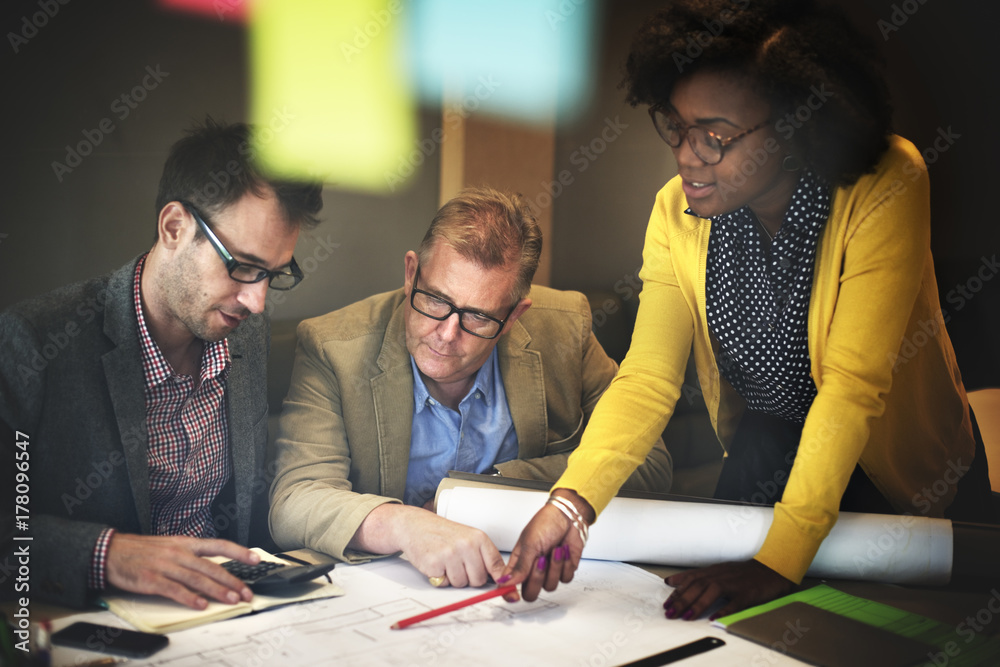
[391,585,518,629]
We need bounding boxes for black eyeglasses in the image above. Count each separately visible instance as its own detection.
[409,267,516,339]
[648,105,768,165]
[179,201,304,291]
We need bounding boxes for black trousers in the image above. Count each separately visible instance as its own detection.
[714,408,994,522]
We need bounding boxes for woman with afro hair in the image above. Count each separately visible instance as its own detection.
[501,0,993,619]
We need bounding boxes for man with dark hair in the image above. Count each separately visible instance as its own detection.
[269,187,672,588]
[0,119,323,609]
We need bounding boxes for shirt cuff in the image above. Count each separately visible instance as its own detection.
[88,527,116,590]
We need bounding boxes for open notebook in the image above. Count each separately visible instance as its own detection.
[100,548,344,633]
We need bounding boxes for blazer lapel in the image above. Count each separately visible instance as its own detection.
[371,300,415,499]
[225,320,264,546]
[499,321,547,458]
[101,258,153,535]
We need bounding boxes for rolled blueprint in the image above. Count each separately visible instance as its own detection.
[436,486,953,585]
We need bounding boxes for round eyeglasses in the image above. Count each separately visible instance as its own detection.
[648,105,768,165]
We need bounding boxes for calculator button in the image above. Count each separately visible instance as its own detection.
[220,560,285,582]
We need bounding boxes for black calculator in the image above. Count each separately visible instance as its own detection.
[220,559,336,591]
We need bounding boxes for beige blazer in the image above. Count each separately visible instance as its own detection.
[268,286,673,561]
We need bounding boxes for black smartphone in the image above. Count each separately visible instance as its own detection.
[51,621,168,658]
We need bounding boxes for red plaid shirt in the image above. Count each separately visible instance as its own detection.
[89,256,233,589]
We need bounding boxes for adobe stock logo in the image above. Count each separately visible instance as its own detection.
[51,65,170,182]
[339,0,403,63]
[877,0,930,41]
[7,0,71,54]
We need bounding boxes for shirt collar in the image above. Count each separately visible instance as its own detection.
[411,347,498,413]
[133,254,230,388]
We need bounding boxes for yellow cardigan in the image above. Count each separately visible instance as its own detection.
[557,135,974,583]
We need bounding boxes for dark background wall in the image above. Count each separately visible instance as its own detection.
[0,0,441,324]
[2,0,998,387]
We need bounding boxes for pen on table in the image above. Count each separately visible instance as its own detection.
[391,585,518,630]
[274,552,334,583]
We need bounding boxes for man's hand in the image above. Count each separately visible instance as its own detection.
[397,511,506,587]
[106,533,260,610]
[664,559,797,620]
[350,504,505,588]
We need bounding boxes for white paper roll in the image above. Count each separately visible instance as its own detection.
[436,487,953,585]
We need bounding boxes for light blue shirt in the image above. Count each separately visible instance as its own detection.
[404,347,518,506]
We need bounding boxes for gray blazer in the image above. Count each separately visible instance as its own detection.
[269,287,673,561]
[0,257,271,608]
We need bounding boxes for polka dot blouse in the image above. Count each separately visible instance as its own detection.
[700,169,830,424]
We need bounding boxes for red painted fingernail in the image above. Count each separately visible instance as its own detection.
[497,574,511,584]
[553,546,564,561]
[682,609,694,621]
[537,556,547,571]
[665,606,676,619]
[709,613,720,621]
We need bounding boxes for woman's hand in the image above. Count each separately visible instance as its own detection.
[498,489,594,602]
[664,559,796,620]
